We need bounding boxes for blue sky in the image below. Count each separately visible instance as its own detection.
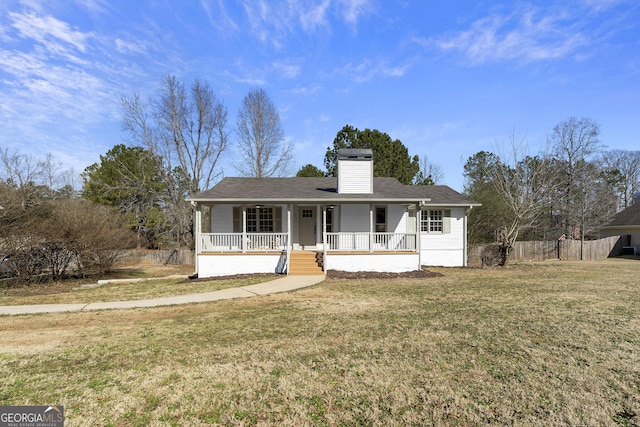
[1,0,639,192]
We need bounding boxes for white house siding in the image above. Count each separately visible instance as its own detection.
[420,207,466,267]
[338,161,373,194]
[601,227,640,252]
[387,204,407,233]
[211,205,233,232]
[198,254,286,277]
[326,253,419,272]
[340,204,370,232]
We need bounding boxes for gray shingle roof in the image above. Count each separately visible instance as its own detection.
[603,202,640,227]
[189,177,479,206]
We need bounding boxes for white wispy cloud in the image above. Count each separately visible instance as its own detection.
[73,0,111,16]
[422,6,589,65]
[114,36,154,56]
[581,0,629,12]
[0,46,112,123]
[2,10,112,120]
[200,0,239,34]
[272,61,302,78]
[241,0,279,44]
[299,0,331,31]
[9,11,92,53]
[235,75,267,86]
[290,84,323,95]
[0,3,149,169]
[238,0,377,46]
[336,58,412,82]
[337,0,375,25]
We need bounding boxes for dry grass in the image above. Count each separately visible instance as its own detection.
[0,264,279,305]
[1,259,639,426]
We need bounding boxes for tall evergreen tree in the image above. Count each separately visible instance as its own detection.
[296,164,325,177]
[324,125,420,185]
[82,144,166,248]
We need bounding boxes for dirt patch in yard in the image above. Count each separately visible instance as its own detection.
[326,269,442,279]
[185,270,443,281]
[180,273,281,283]
[186,269,444,281]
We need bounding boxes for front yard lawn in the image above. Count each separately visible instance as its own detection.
[0,259,638,426]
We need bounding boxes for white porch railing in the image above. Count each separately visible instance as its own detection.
[200,233,288,252]
[199,232,416,253]
[325,232,417,252]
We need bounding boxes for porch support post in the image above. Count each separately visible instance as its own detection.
[417,207,422,268]
[194,203,201,274]
[369,204,374,253]
[286,204,291,275]
[242,206,247,254]
[463,206,470,267]
[322,206,327,271]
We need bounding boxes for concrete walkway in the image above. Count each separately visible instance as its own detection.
[0,275,325,316]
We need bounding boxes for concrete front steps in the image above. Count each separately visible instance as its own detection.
[289,250,324,275]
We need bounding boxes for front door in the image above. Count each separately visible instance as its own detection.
[299,207,316,247]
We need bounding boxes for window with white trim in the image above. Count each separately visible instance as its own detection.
[246,208,257,232]
[421,209,450,233]
[233,207,282,232]
[258,207,274,232]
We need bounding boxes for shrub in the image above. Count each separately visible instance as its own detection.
[44,200,137,275]
[1,198,137,284]
[481,244,502,268]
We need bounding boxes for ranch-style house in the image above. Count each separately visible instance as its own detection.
[188,149,480,277]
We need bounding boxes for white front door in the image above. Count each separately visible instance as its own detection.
[299,207,316,247]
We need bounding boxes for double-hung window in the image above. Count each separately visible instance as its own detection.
[420,209,450,234]
[246,208,258,232]
[233,207,282,233]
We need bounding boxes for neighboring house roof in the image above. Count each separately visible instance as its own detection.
[602,202,640,228]
[189,177,480,206]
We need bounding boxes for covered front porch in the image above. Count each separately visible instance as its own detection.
[193,203,421,276]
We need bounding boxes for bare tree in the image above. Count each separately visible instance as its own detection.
[550,117,602,239]
[122,75,229,195]
[235,88,292,177]
[40,153,64,198]
[417,154,444,185]
[573,161,618,241]
[486,135,558,265]
[0,181,24,235]
[0,147,44,207]
[598,149,640,210]
[121,75,229,247]
[1,147,79,200]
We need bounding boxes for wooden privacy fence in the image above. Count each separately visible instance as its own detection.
[468,235,630,266]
